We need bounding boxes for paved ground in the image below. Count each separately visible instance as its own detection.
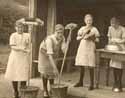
[1,68,125,98]
[1,45,125,98]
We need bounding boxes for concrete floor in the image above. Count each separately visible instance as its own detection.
[0,68,125,98]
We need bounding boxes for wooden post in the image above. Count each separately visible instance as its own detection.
[29,0,37,18]
[29,0,37,77]
[47,0,57,35]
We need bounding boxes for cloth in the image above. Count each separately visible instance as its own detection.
[38,34,65,79]
[5,32,30,81]
[75,26,100,67]
[107,26,125,69]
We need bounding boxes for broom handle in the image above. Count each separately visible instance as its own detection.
[58,30,72,85]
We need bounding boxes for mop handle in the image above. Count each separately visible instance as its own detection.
[28,43,32,86]
[28,25,33,86]
[58,30,72,85]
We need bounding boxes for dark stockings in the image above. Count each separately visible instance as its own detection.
[49,79,54,85]
[12,81,27,98]
[42,77,48,93]
[74,66,94,90]
[113,68,123,90]
[74,67,85,87]
[42,77,54,97]
[89,68,94,90]
[49,79,54,95]
[20,81,27,88]
[89,68,94,86]
[119,69,123,89]
[79,67,85,84]
[12,81,19,98]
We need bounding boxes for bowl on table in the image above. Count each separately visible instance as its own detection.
[105,44,122,51]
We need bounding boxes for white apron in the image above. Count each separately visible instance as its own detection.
[107,26,125,69]
[5,32,30,81]
[75,39,96,67]
[75,26,100,67]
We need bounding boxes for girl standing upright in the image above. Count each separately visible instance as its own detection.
[107,17,125,92]
[5,21,30,98]
[74,14,100,90]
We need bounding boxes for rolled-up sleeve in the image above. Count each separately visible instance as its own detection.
[25,34,30,51]
[107,27,111,38]
[77,27,84,36]
[93,27,100,37]
[121,27,125,39]
[9,33,16,46]
[46,38,54,55]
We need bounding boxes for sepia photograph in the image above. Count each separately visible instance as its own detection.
[0,0,125,98]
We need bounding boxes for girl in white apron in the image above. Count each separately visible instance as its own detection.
[107,17,125,92]
[38,24,66,98]
[5,22,30,98]
[75,14,100,90]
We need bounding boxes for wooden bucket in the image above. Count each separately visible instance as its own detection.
[51,84,68,98]
[20,86,39,98]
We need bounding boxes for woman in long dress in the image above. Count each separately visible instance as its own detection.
[107,17,125,92]
[74,14,100,90]
[38,24,66,98]
[5,22,30,98]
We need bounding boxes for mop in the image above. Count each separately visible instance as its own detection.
[58,23,77,85]
[51,23,77,98]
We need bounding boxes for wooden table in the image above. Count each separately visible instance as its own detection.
[95,49,125,88]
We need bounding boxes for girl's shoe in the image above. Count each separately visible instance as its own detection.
[49,90,53,97]
[13,96,20,98]
[88,86,94,91]
[74,82,83,87]
[13,92,19,98]
[119,83,123,92]
[43,91,49,98]
[113,87,120,93]
[119,86,123,92]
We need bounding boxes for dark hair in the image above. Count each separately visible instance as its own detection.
[110,17,120,25]
[55,24,64,31]
[84,14,93,20]
[15,22,24,27]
